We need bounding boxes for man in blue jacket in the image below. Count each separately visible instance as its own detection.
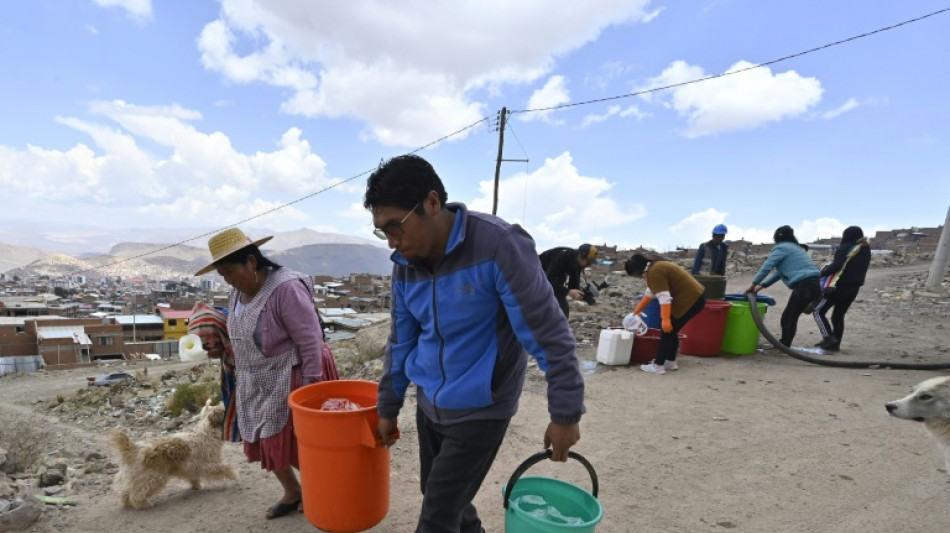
[364,155,585,533]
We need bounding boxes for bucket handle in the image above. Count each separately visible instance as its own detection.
[502,449,599,509]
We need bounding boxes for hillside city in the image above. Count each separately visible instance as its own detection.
[0,224,942,374]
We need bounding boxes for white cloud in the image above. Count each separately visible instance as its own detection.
[668,212,847,249]
[797,218,847,243]
[581,104,647,127]
[820,98,859,120]
[669,208,729,244]
[0,100,343,231]
[518,76,570,123]
[641,60,823,137]
[197,0,657,146]
[93,0,152,21]
[733,219,846,248]
[467,151,646,250]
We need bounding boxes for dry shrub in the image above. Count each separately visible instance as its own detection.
[0,414,54,473]
[166,381,219,417]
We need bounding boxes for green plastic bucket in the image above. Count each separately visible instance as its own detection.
[720,301,769,355]
[503,451,603,533]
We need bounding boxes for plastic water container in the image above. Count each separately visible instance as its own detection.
[635,296,661,330]
[595,329,633,366]
[692,274,727,299]
[629,328,687,364]
[720,301,770,355]
[287,380,392,533]
[503,451,603,533]
[679,299,732,356]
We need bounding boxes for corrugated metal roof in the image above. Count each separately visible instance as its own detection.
[157,308,192,319]
[36,326,92,345]
[113,315,164,325]
[319,308,358,317]
[0,316,67,326]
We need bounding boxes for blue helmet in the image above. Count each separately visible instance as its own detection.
[712,224,728,236]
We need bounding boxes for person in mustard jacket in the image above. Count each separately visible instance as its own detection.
[625,253,706,375]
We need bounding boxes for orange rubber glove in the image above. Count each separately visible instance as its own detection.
[633,295,652,316]
[660,303,673,333]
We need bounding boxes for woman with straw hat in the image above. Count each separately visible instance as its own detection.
[195,227,339,520]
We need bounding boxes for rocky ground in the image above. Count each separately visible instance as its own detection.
[1,252,948,533]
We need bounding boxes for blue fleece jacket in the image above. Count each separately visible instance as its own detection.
[752,241,820,288]
[377,203,586,426]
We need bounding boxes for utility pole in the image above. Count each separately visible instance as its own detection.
[492,107,507,215]
[491,107,528,216]
[925,205,950,291]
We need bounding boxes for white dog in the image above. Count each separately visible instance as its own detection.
[885,376,950,473]
[109,401,238,509]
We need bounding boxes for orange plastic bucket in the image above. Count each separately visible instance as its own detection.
[288,380,390,533]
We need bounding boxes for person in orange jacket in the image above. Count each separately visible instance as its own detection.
[624,253,706,374]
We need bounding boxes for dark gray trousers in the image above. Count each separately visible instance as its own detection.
[415,407,510,533]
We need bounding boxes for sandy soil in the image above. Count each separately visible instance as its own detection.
[2,259,950,533]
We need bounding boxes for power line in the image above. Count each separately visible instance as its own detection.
[510,7,950,116]
[67,7,949,275]
[79,117,490,276]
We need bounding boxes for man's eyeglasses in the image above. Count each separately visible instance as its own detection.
[373,203,420,240]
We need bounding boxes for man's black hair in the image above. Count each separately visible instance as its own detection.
[363,154,448,212]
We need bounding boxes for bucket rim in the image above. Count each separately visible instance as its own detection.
[287,379,379,415]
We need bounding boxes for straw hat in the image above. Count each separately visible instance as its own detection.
[194,228,273,276]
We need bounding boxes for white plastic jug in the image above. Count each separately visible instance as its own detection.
[595,329,633,366]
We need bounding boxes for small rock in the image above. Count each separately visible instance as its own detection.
[0,500,42,531]
[38,472,64,488]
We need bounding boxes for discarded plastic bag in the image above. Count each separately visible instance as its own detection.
[320,398,363,412]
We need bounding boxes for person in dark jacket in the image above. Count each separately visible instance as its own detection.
[747,225,821,349]
[691,224,729,275]
[539,244,598,318]
[364,154,585,533]
[812,226,871,351]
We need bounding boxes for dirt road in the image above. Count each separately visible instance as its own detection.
[2,260,949,533]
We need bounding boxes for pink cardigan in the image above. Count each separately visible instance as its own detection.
[249,276,325,384]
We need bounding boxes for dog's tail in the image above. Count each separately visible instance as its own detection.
[108,428,138,465]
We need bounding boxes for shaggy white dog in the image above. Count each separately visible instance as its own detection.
[109,402,238,509]
[885,376,950,473]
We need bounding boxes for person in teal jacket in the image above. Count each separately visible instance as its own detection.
[364,154,585,533]
[746,225,821,349]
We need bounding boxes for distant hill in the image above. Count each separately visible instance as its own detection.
[2,236,393,280]
[0,243,48,273]
[271,243,392,277]
[108,242,207,262]
[264,228,379,248]
[0,227,390,278]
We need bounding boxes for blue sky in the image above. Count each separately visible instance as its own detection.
[1,1,948,256]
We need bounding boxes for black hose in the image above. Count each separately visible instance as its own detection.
[745,292,950,370]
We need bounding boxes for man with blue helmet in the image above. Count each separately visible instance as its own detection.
[691,224,729,276]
